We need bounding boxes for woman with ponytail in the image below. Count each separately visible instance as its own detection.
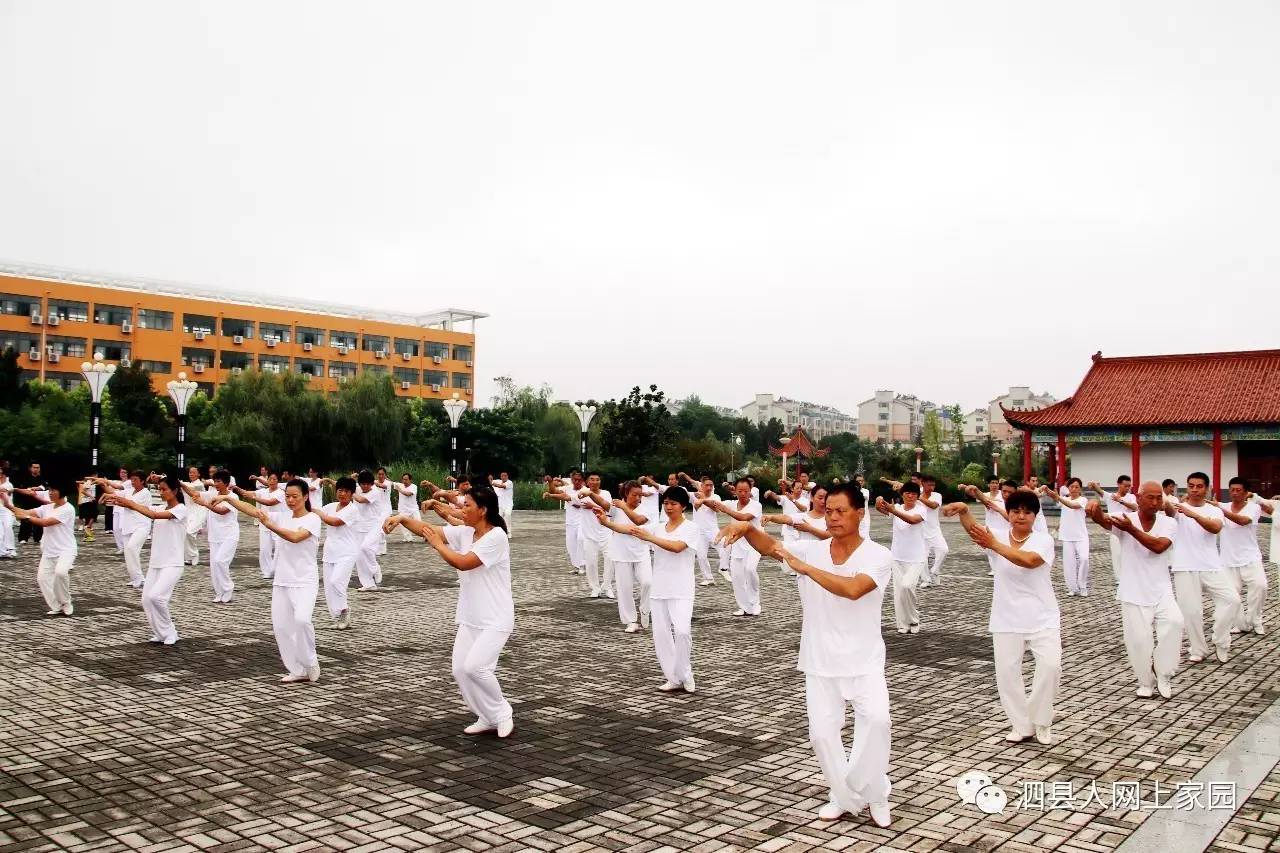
[384,485,515,738]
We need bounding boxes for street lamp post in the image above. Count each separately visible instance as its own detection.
[166,373,199,471]
[80,355,116,470]
[573,403,597,473]
[992,450,1000,477]
[914,446,923,473]
[443,393,468,477]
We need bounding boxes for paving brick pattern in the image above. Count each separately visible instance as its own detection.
[1207,761,1280,853]
[0,512,1276,852]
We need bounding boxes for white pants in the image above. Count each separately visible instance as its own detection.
[924,530,949,583]
[272,584,319,676]
[729,551,761,614]
[1121,596,1183,687]
[110,517,125,553]
[356,526,383,588]
[565,522,584,569]
[993,628,1061,736]
[375,521,388,556]
[142,564,184,643]
[500,508,512,536]
[398,509,422,542]
[323,556,356,618]
[806,673,892,814]
[1109,535,1123,585]
[1226,561,1268,633]
[37,552,74,612]
[613,558,652,625]
[892,561,924,630]
[692,529,715,581]
[452,624,513,726]
[123,526,148,586]
[651,598,693,684]
[1173,570,1241,657]
[0,506,15,556]
[184,503,206,565]
[257,525,276,579]
[208,535,238,602]
[1062,539,1090,594]
[582,535,612,596]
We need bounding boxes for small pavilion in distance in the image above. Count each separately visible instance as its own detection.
[1002,349,1280,498]
[770,426,828,479]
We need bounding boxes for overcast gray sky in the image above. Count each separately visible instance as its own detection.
[3,1,1277,414]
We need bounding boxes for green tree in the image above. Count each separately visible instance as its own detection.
[598,385,676,474]
[107,363,167,435]
[921,410,945,466]
[0,346,26,411]
[538,404,583,474]
[458,407,544,477]
[333,373,404,466]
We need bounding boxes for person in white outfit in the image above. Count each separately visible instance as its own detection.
[0,467,17,559]
[96,471,152,589]
[681,475,719,586]
[764,485,832,551]
[302,468,325,514]
[102,466,130,555]
[1167,472,1240,664]
[233,473,283,579]
[180,466,207,566]
[1089,476,1136,585]
[916,475,949,588]
[313,476,361,629]
[543,472,588,575]
[1043,478,1090,596]
[394,473,422,542]
[1087,481,1183,698]
[349,470,384,591]
[386,486,516,738]
[589,482,652,633]
[626,486,701,692]
[489,472,514,535]
[1217,477,1267,637]
[720,483,893,828]
[2,481,77,615]
[705,478,764,616]
[876,483,926,634]
[181,471,239,603]
[218,479,323,683]
[947,489,1061,744]
[106,474,189,645]
[576,473,615,599]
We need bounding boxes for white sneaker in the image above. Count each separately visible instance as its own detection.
[1229,626,1243,635]
[1157,675,1173,699]
[682,676,696,694]
[732,609,747,617]
[640,610,650,629]
[658,680,681,692]
[897,627,909,634]
[817,802,846,821]
[589,590,602,599]
[908,624,920,634]
[61,604,73,616]
[625,623,640,634]
[336,611,350,629]
[1187,654,1204,664]
[463,719,493,735]
[1005,729,1032,743]
[604,590,616,599]
[281,673,308,683]
[46,609,60,616]
[497,718,514,738]
[1035,725,1052,745]
[718,568,732,582]
[919,580,931,589]
[1136,685,1154,698]
[699,578,714,586]
[1255,628,1266,637]
[307,664,321,683]
[1215,646,1229,663]
[868,802,891,828]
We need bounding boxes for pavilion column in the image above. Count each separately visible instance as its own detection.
[1212,427,1223,500]
[1131,430,1141,485]
[1056,430,1067,485]
[1022,430,1033,483]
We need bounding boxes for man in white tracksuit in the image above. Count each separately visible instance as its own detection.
[589,481,652,632]
[917,474,949,588]
[705,478,763,617]
[352,470,384,591]
[576,473,614,599]
[314,476,361,628]
[1217,477,1267,636]
[543,472,588,575]
[1168,472,1240,664]
[182,471,239,603]
[876,484,926,634]
[490,472,514,534]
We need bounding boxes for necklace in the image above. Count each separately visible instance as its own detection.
[1010,531,1032,544]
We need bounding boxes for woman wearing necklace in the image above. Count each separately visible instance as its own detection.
[384,486,516,738]
[944,488,1061,745]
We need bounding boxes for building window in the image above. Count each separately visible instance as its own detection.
[424,369,447,388]
[878,424,888,432]
[394,338,420,357]
[296,326,326,347]
[258,355,290,374]
[93,339,131,361]
[138,360,173,374]
[137,309,173,331]
[295,358,324,377]
[878,412,889,420]
[1012,399,1025,407]
[94,304,133,326]
[42,371,85,391]
[222,318,254,339]
[259,323,291,343]
[181,347,214,368]
[183,314,215,335]
[452,373,472,390]
[976,426,985,434]
[48,299,88,322]
[394,367,419,385]
[364,364,389,376]
[425,341,449,360]
[45,336,87,358]
[328,362,357,380]
[2,333,41,354]
[361,334,390,353]
[0,293,41,316]
[219,352,250,370]
[452,345,472,362]
[330,331,358,350]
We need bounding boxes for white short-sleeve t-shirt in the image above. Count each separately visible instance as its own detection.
[149,503,188,570]
[649,519,701,600]
[1117,513,1178,606]
[273,513,321,587]
[988,530,1059,634]
[859,489,871,539]
[255,487,284,528]
[445,525,514,632]
[493,480,514,512]
[205,497,240,541]
[727,499,763,559]
[1170,503,1224,571]
[638,485,661,521]
[777,494,802,541]
[320,501,361,561]
[1057,500,1087,542]
[919,491,943,534]
[1106,492,1135,537]
[607,505,650,561]
[890,504,927,562]
[578,490,613,544]
[397,483,420,513]
[985,496,1008,538]
[691,492,718,535]
[1219,502,1262,567]
[303,478,324,510]
[790,512,828,542]
[38,502,78,558]
[791,538,893,678]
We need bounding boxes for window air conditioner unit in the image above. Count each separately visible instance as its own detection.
[432,355,442,364]
[400,352,410,361]
[121,321,132,333]
[400,381,411,390]
[465,360,473,368]
[194,329,206,341]
[28,348,40,361]
[233,335,244,345]
[266,337,277,347]
[430,384,441,392]
[48,352,60,364]
[376,349,387,359]
[231,367,243,375]
[302,372,312,382]
[120,358,131,367]
[29,313,42,325]
[193,363,205,374]
[302,341,313,351]
[47,315,60,327]
[338,346,349,355]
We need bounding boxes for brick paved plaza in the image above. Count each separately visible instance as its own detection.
[1,512,1277,853]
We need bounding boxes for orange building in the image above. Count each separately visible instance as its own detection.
[0,263,486,402]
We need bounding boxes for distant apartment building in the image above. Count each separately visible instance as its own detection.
[739,393,857,441]
[964,386,1058,443]
[858,390,927,443]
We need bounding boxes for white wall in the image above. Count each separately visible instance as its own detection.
[1071,442,1240,488]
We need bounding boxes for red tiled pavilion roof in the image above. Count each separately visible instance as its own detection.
[1002,349,1280,430]
[769,427,829,458]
